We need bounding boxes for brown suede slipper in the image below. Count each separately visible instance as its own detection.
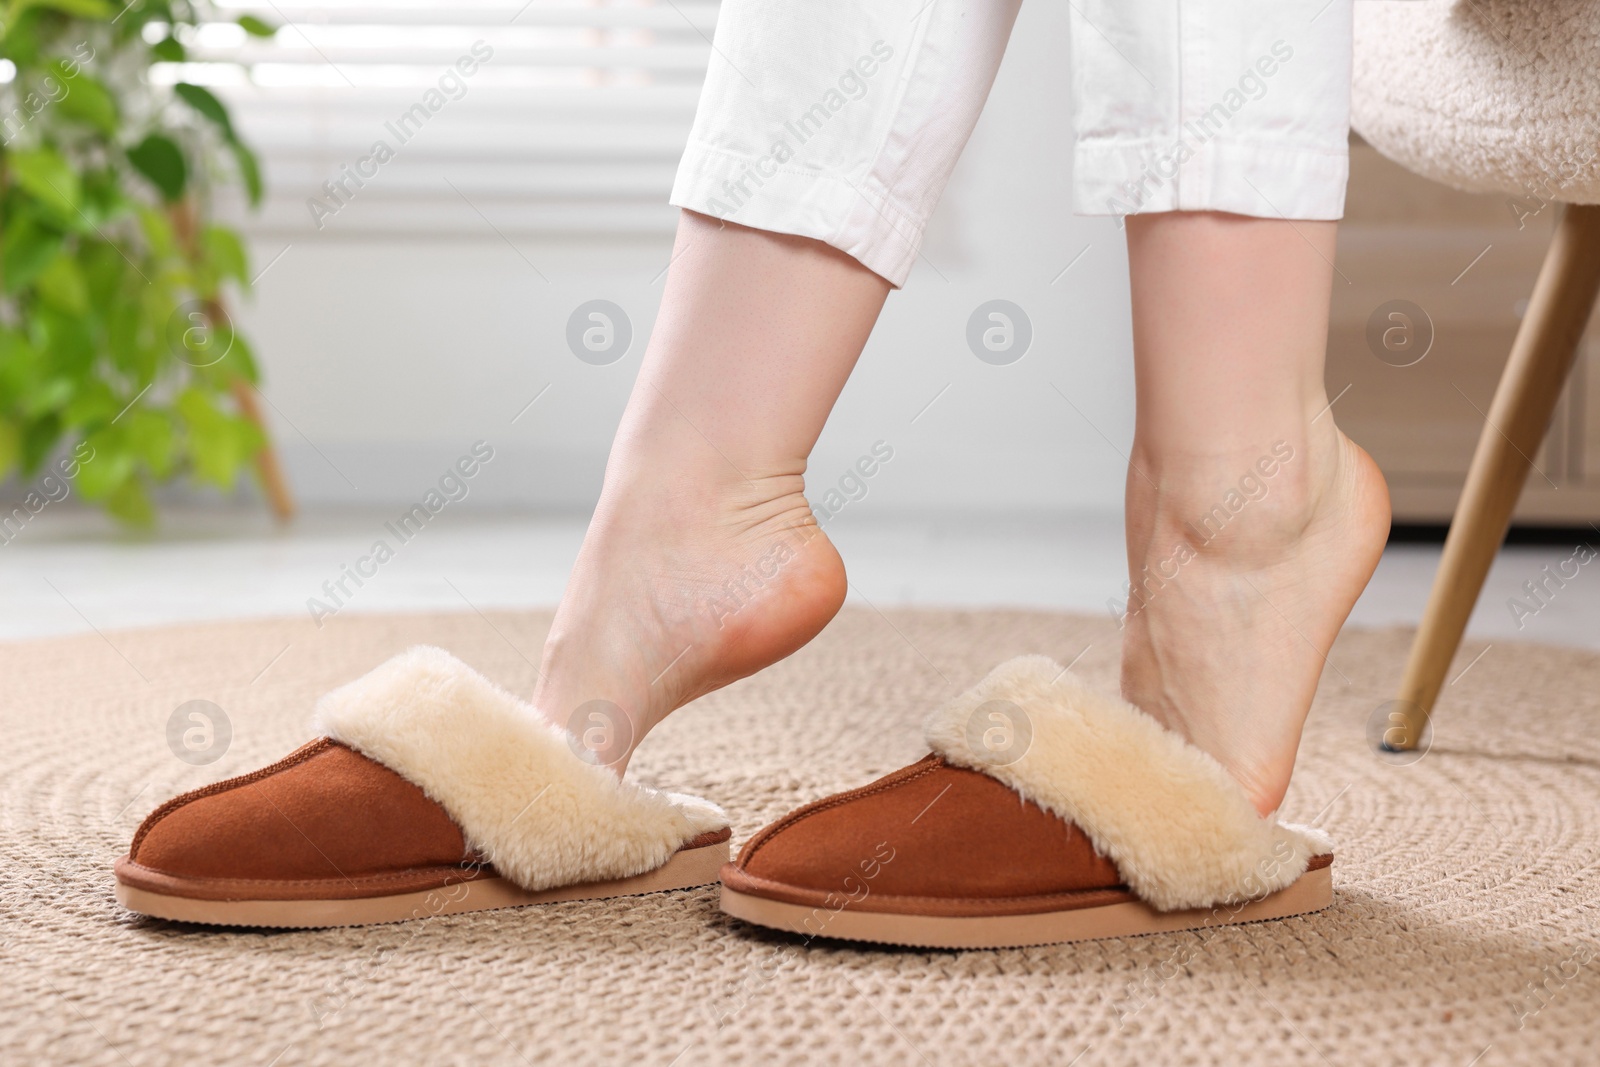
[720,656,1333,949]
[115,647,730,929]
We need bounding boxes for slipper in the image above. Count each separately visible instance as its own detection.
[719,655,1333,949]
[114,646,730,928]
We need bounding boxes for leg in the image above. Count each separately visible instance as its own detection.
[1120,211,1391,815]
[1391,203,1600,744]
[537,0,1022,769]
[532,210,889,771]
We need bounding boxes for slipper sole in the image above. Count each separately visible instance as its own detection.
[116,837,729,929]
[719,861,1332,949]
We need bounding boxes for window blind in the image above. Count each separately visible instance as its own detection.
[166,0,717,237]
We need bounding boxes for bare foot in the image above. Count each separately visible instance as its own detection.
[533,462,846,772]
[1119,424,1391,815]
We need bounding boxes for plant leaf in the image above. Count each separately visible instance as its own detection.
[73,426,135,500]
[12,0,117,19]
[80,166,136,229]
[0,419,20,483]
[105,474,156,525]
[0,329,42,402]
[0,214,66,293]
[52,65,119,134]
[8,148,82,222]
[151,37,185,62]
[237,14,276,36]
[174,82,234,138]
[229,139,263,207]
[78,237,127,307]
[62,378,118,428]
[126,133,187,201]
[20,412,62,474]
[178,387,262,489]
[202,225,249,286]
[35,305,95,377]
[1,9,44,67]
[134,204,177,260]
[226,330,260,384]
[21,376,75,418]
[124,408,176,478]
[35,253,90,315]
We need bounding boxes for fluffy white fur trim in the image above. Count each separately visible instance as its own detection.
[925,655,1333,912]
[312,646,728,892]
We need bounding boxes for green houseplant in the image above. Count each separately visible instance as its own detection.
[0,0,278,525]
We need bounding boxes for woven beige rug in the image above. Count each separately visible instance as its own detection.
[3,607,1597,1066]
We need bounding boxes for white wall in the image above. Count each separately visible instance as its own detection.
[233,1,1135,517]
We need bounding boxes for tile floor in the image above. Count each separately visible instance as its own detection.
[2,506,1596,653]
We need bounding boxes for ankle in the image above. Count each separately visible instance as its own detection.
[607,388,818,506]
[603,418,812,514]
[1130,423,1351,557]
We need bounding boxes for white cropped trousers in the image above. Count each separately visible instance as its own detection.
[669,0,1353,286]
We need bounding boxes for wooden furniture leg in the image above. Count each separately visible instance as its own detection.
[169,199,296,522]
[1388,203,1600,748]
[231,377,297,522]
